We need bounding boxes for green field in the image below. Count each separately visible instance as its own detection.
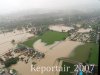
[40,31,68,45]
[23,30,69,47]
[69,43,99,65]
[23,36,39,48]
[89,43,99,64]
[60,43,98,75]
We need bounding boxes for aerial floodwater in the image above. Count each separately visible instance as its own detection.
[0,29,34,55]
[0,0,99,75]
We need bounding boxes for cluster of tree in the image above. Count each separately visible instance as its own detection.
[4,57,19,68]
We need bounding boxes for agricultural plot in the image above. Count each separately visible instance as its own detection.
[40,31,69,45]
[23,37,39,48]
[69,43,98,65]
[60,43,98,75]
[23,30,69,47]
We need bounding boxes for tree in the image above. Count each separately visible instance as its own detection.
[4,57,19,68]
[11,39,15,45]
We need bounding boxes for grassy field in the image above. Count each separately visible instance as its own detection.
[89,43,99,64]
[69,43,99,65]
[23,36,39,48]
[40,30,68,45]
[60,43,98,75]
[23,30,69,47]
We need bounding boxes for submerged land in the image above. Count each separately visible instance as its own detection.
[0,11,99,75]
